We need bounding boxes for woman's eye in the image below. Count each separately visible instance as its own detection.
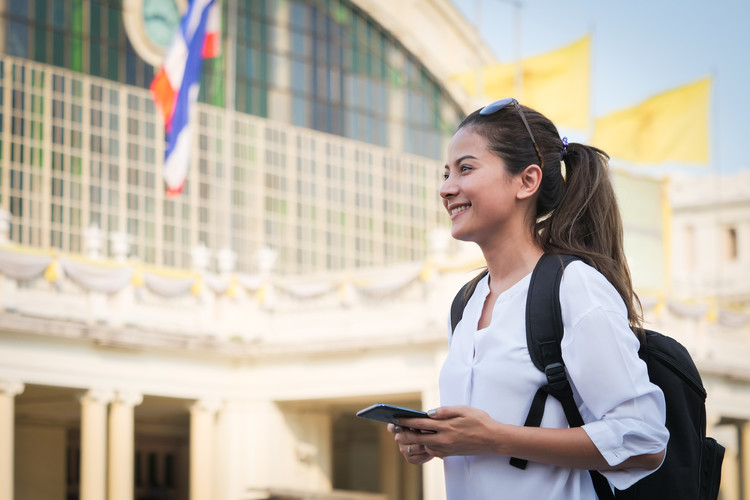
[460,165,471,172]
[443,173,450,180]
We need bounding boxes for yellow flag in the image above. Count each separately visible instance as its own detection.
[521,36,590,129]
[592,78,710,164]
[448,36,591,129]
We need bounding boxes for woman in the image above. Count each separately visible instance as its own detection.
[388,99,668,499]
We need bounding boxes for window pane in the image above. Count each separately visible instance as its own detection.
[8,22,29,58]
[52,0,66,28]
[8,0,29,17]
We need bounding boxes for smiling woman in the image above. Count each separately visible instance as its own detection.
[389,98,670,500]
[123,0,187,67]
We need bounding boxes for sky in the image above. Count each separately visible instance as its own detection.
[449,0,750,177]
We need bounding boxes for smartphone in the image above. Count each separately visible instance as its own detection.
[356,403,429,424]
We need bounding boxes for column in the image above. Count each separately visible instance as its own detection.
[741,421,749,500]
[108,392,143,500]
[189,399,220,500]
[79,389,113,500]
[0,208,18,311]
[0,381,24,500]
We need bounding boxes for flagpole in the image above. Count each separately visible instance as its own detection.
[474,0,483,98]
[485,0,524,99]
[224,0,237,252]
[511,0,523,100]
[586,24,595,143]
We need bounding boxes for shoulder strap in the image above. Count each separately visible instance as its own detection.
[525,254,578,371]
[512,254,616,500]
[449,269,489,334]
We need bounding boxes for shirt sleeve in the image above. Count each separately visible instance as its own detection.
[559,262,669,490]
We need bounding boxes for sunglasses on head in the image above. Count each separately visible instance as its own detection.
[479,98,544,169]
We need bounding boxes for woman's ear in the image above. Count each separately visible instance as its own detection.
[516,164,543,200]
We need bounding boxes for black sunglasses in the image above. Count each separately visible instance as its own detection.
[479,98,544,169]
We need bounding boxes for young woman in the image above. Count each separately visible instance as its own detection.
[388,99,668,499]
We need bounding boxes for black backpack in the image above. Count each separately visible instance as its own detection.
[449,254,725,500]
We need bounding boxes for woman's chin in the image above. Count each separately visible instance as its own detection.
[450,227,474,243]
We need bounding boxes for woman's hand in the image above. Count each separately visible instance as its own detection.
[389,405,503,460]
[388,405,666,470]
[387,423,435,464]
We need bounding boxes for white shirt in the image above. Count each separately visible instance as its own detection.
[439,261,668,500]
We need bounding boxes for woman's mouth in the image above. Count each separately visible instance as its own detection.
[450,205,470,218]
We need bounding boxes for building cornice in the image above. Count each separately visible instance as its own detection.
[354,0,496,112]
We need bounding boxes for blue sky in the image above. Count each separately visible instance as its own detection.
[449,0,750,177]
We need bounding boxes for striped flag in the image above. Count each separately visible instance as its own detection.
[150,0,221,197]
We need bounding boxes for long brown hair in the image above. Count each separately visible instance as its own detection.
[457,103,643,330]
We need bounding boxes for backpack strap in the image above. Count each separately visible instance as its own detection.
[449,269,489,334]
[510,254,580,468]
[510,254,615,500]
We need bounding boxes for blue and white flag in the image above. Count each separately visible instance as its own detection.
[150,0,220,197]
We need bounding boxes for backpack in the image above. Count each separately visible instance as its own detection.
[449,253,725,500]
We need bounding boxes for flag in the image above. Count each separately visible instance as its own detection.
[150,0,221,197]
[592,78,710,164]
[520,36,590,130]
[449,36,591,129]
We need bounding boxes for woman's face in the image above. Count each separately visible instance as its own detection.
[440,127,523,246]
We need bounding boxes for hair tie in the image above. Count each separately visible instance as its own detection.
[561,137,568,156]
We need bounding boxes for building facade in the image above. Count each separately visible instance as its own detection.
[1,1,749,500]
[0,0,492,276]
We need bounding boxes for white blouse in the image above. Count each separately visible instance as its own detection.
[439,261,668,500]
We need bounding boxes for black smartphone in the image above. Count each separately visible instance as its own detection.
[356,403,429,424]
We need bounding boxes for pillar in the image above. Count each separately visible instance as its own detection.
[0,381,24,500]
[108,392,143,500]
[190,399,220,500]
[79,389,113,500]
[741,421,750,500]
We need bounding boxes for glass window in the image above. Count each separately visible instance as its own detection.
[724,227,738,261]
[8,0,29,17]
[107,4,120,43]
[90,2,101,38]
[71,36,84,72]
[107,46,119,80]
[52,0,66,28]
[33,27,47,62]
[53,32,65,67]
[8,22,29,58]
[89,43,102,77]
[71,0,83,34]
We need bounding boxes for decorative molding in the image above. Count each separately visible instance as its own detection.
[79,389,115,405]
[0,381,25,397]
[113,391,144,407]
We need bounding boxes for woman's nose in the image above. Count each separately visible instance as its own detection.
[440,175,457,199]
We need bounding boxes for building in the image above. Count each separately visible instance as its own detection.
[0,0,488,499]
[0,0,494,276]
[665,171,750,500]
[1,1,749,500]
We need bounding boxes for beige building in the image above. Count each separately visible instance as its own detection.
[1,0,749,499]
[664,171,750,500]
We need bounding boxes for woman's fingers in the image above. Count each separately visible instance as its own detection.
[400,443,432,464]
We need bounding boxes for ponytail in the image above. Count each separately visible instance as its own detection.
[536,142,643,330]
